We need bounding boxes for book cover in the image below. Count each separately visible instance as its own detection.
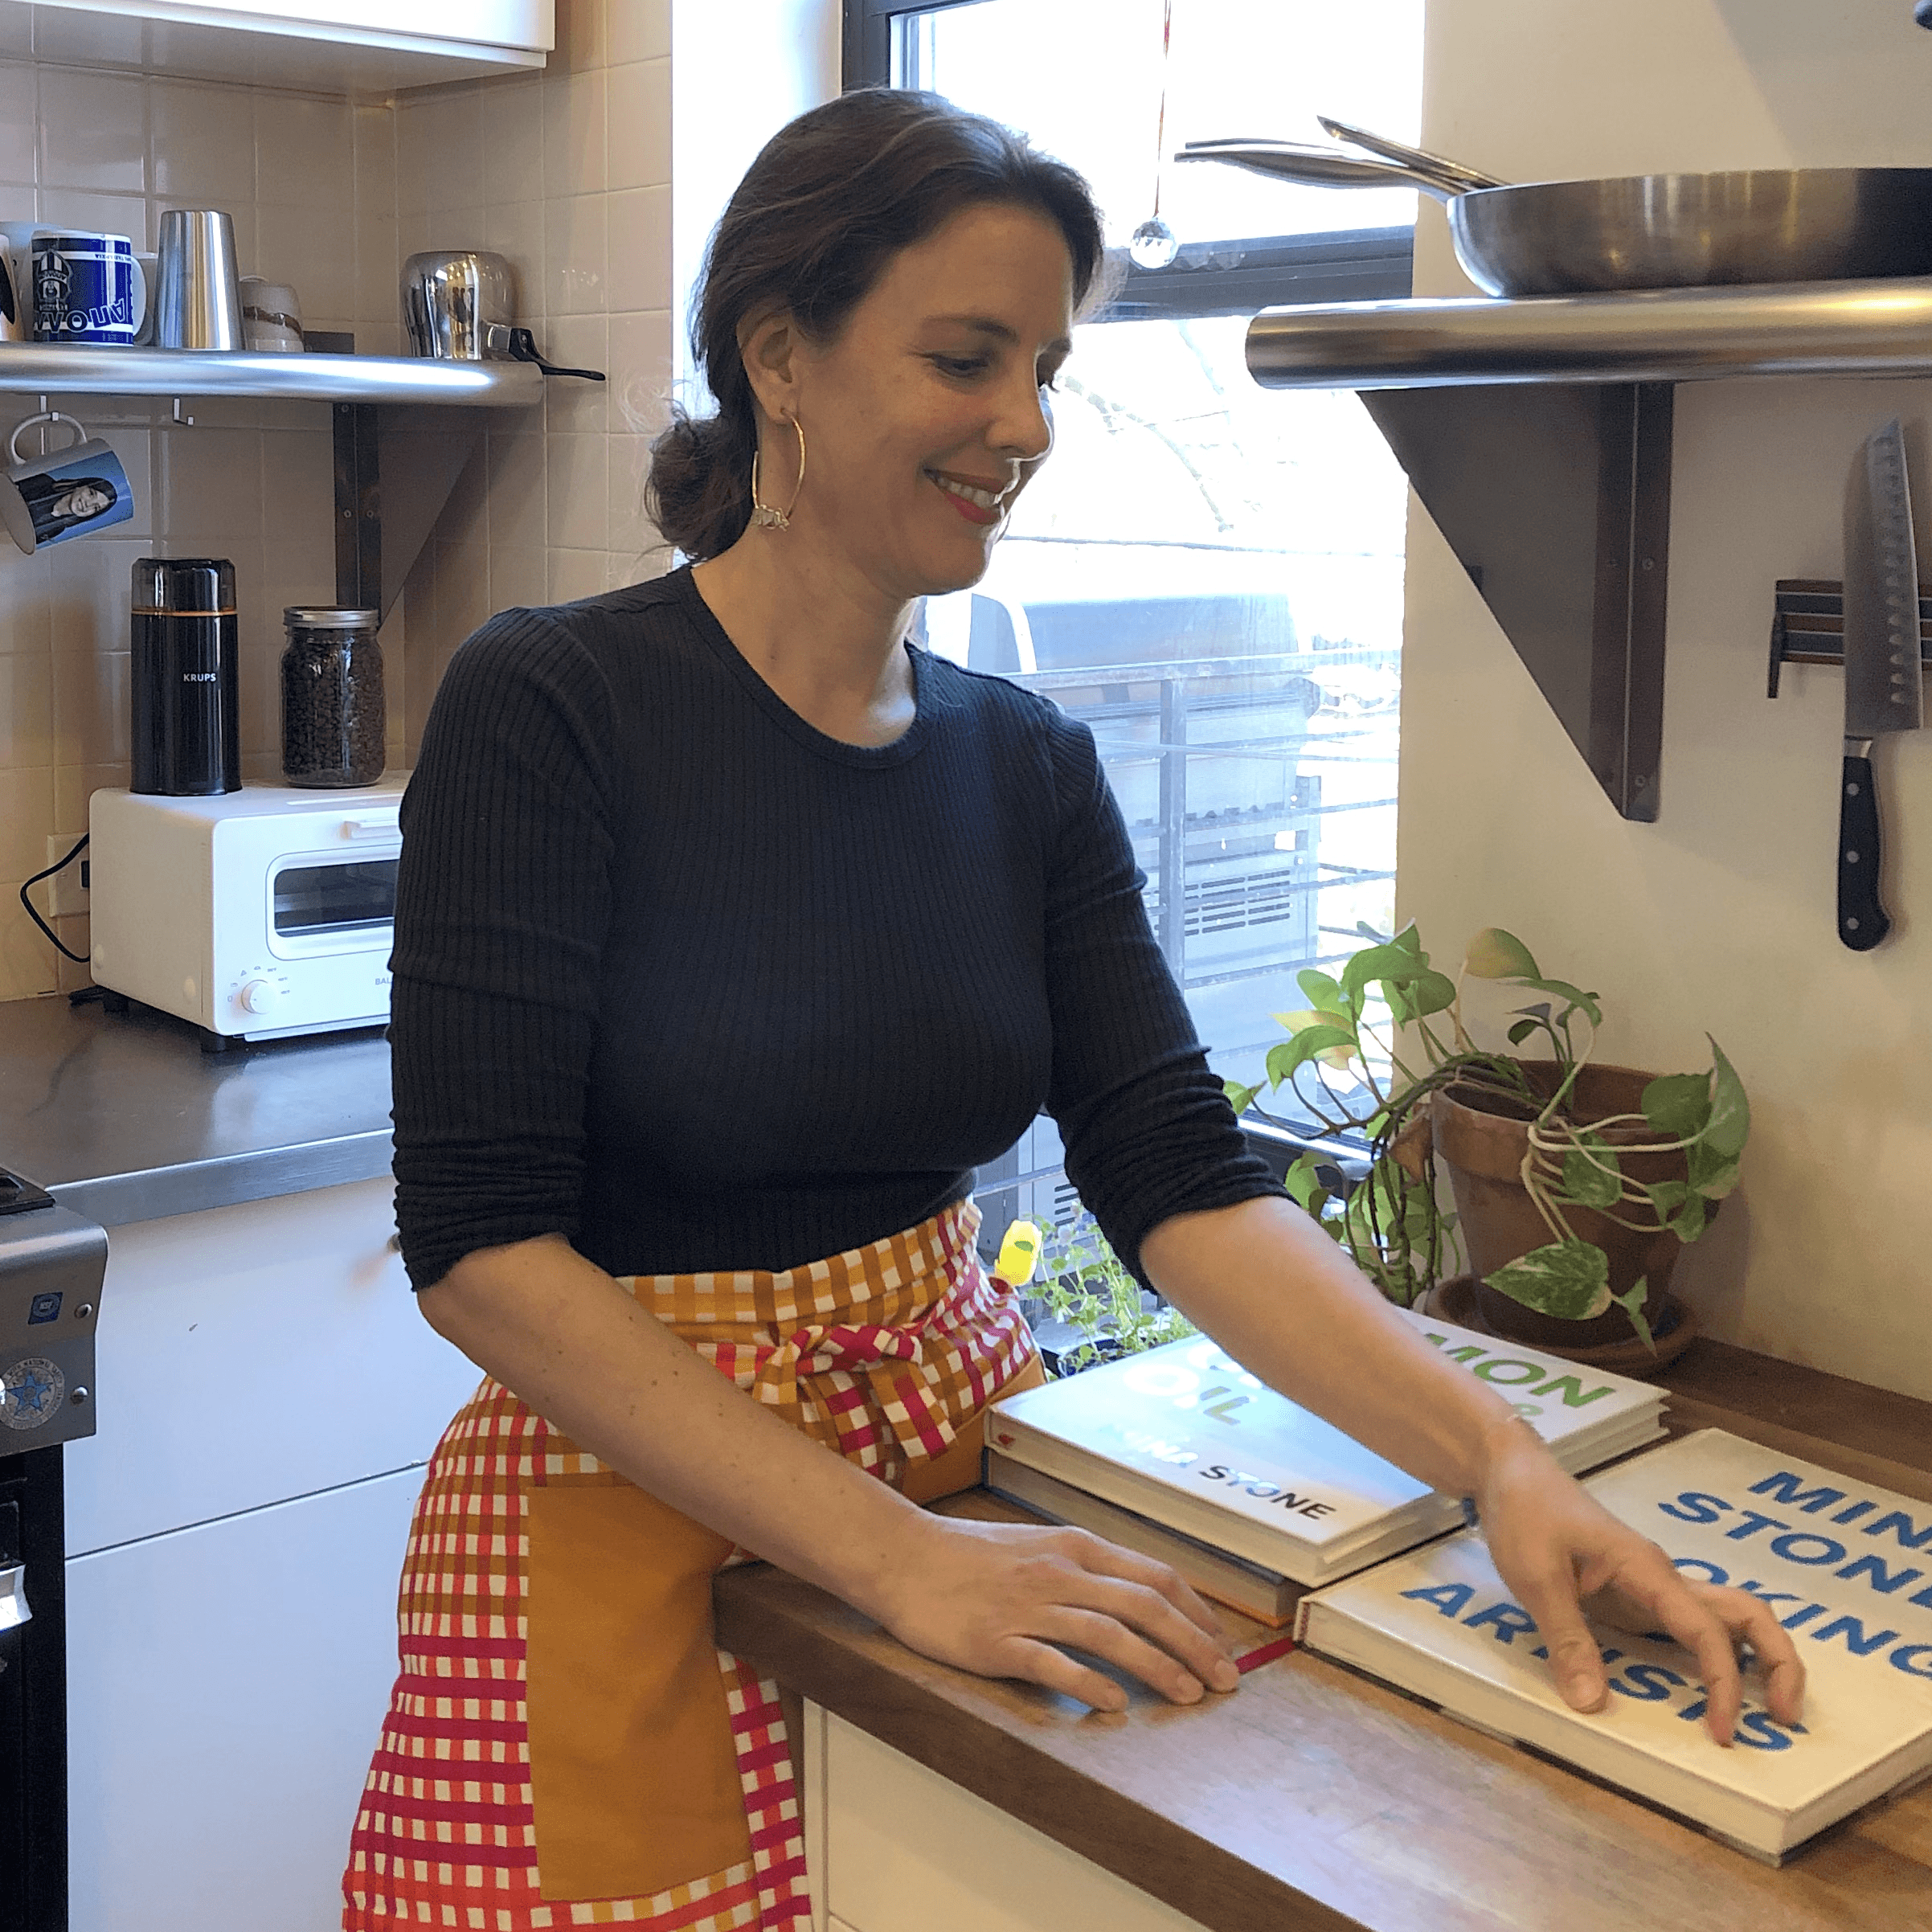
[1295,1428,1932,1859]
[985,1311,1664,1574]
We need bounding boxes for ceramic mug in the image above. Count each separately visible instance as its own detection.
[0,412,136,555]
[31,231,147,346]
[0,220,35,341]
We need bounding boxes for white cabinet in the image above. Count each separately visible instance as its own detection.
[804,1705,1212,1932]
[60,1177,485,1932]
[1,0,554,91]
[67,1466,422,1932]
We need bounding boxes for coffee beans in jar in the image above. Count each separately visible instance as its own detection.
[281,606,386,787]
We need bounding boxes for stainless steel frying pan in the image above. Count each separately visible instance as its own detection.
[1174,137,1932,297]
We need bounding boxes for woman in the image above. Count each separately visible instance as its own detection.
[343,90,1801,1932]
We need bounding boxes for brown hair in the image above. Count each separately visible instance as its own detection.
[646,88,1106,563]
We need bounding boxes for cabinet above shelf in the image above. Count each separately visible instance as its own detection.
[0,346,545,407]
[1246,276,1932,390]
[1243,276,1932,823]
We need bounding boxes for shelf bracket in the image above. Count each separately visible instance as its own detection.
[332,401,488,623]
[1360,381,1674,821]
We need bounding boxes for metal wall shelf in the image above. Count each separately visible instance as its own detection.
[0,346,543,407]
[1244,277,1932,822]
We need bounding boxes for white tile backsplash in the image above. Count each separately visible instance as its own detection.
[0,0,674,1001]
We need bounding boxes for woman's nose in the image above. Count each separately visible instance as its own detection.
[994,376,1054,464]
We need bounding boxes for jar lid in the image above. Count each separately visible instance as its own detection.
[284,606,380,628]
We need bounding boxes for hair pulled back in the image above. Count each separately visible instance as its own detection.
[646,88,1105,563]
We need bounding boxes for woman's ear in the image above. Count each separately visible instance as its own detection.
[738,307,802,428]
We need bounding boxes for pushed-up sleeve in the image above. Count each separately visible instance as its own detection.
[1040,710,1286,1283]
[388,609,619,1291]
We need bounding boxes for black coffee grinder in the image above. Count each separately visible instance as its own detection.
[129,557,240,796]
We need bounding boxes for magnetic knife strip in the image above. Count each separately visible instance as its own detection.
[1769,577,1932,698]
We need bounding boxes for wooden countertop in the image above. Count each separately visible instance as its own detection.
[714,1339,1932,1932]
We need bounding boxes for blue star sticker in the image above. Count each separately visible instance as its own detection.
[8,1369,51,1415]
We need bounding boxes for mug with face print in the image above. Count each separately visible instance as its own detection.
[0,412,136,555]
[31,231,148,346]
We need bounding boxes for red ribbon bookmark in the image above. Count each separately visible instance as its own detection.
[1235,1635,1298,1674]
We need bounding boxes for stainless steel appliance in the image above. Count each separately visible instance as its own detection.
[88,778,405,1048]
[0,1166,109,1932]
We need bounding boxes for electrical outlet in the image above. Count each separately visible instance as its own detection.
[42,834,90,919]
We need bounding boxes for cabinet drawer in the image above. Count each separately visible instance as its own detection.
[821,1712,1210,1932]
[63,1178,481,1554]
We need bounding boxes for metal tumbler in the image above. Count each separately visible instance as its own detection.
[153,210,244,351]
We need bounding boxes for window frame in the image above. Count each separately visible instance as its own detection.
[841,0,1414,313]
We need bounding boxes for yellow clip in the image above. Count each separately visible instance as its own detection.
[995,1218,1043,1288]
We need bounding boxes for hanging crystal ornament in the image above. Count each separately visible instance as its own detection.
[1129,0,1180,269]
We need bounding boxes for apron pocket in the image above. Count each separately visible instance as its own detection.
[525,1481,749,1902]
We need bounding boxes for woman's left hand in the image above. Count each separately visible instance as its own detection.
[1473,1424,1807,1746]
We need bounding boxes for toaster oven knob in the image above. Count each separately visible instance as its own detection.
[239,978,280,1016]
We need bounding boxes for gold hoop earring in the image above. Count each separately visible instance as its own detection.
[749,415,807,530]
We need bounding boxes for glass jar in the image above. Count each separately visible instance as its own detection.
[280,606,385,788]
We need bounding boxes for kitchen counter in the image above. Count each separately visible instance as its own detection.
[716,1341,1932,1932]
[0,993,391,1226]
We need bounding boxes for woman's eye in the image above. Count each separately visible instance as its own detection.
[931,354,989,379]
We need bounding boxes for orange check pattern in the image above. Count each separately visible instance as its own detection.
[342,1199,1034,1932]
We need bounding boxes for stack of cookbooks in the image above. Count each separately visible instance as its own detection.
[1294,1429,1932,1861]
[983,1309,1666,1624]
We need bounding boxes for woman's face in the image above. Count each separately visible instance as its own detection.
[776,201,1076,602]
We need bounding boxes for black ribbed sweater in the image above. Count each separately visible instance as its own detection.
[389,567,1283,1293]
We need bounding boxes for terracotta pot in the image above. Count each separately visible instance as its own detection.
[1429,1061,1694,1350]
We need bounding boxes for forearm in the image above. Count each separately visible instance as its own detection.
[418,1234,927,1616]
[1140,1194,1529,1497]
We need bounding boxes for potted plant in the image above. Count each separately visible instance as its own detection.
[1225,925,1749,1355]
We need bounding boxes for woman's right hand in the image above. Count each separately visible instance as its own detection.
[868,1513,1243,1711]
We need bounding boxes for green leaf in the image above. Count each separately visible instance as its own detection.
[1642,1071,1711,1140]
[1670,1193,1709,1243]
[1283,1152,1330,1215]
[1410,968,1458,1017]
[1686,1140,1741,1201]
[1390,923,1426,960]
[1559,1131,1623,1209]
[1223,1079,1259,1117]
[1517,976,1602,1028]
[1507,1017,1539,1046]
[1614,1276,1656,1353]
[1484,1241,1612,1321]
[1266,1025,1357,1087]
[1645,1179,1691,1222]
[1356,921,1391,943]
[1296,968,1349,1017]
[1463,927,1541,980]
[1341,942,1427,1003]
[1704,1037,1750,1160]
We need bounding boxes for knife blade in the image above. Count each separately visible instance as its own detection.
[1837,416,1922,951]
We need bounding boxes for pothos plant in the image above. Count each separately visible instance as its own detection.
[1224,924,1750,1350]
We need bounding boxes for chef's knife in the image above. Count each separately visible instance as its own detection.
[1838,417,1922,951]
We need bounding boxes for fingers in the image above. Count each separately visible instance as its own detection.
[997,1635,1130,1713]
[1508,1562,1611,1715]
[1058,1531,1232,1644]
[1040,1543,1239,1698]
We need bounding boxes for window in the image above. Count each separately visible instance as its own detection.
[846,0,1422,1241]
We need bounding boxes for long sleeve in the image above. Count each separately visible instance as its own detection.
[1040,712,1286,1281]
[388,608,620,1291]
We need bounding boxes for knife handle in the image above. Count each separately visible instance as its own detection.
[1838,755,1889,951]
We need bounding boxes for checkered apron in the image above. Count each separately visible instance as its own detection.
[342,1199,1036,1931]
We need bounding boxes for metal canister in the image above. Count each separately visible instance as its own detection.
[130,557,240,796]
[280,606,385,788]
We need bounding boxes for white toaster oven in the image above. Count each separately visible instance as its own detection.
[88,780,407,1043]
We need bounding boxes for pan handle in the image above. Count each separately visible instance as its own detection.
[1316,117,1508,192]
[1174,140,1461,203]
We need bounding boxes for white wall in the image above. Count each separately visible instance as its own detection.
[1399,0,1932,1398]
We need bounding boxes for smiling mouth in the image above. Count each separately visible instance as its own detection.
[925,469,1011,516]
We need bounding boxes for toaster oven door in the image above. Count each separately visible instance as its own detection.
[265,851,399,957]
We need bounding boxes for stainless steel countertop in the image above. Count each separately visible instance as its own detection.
[0,994,393,1228]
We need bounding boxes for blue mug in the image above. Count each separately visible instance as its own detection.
[31,231,147,346]
[0,412,135,555]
